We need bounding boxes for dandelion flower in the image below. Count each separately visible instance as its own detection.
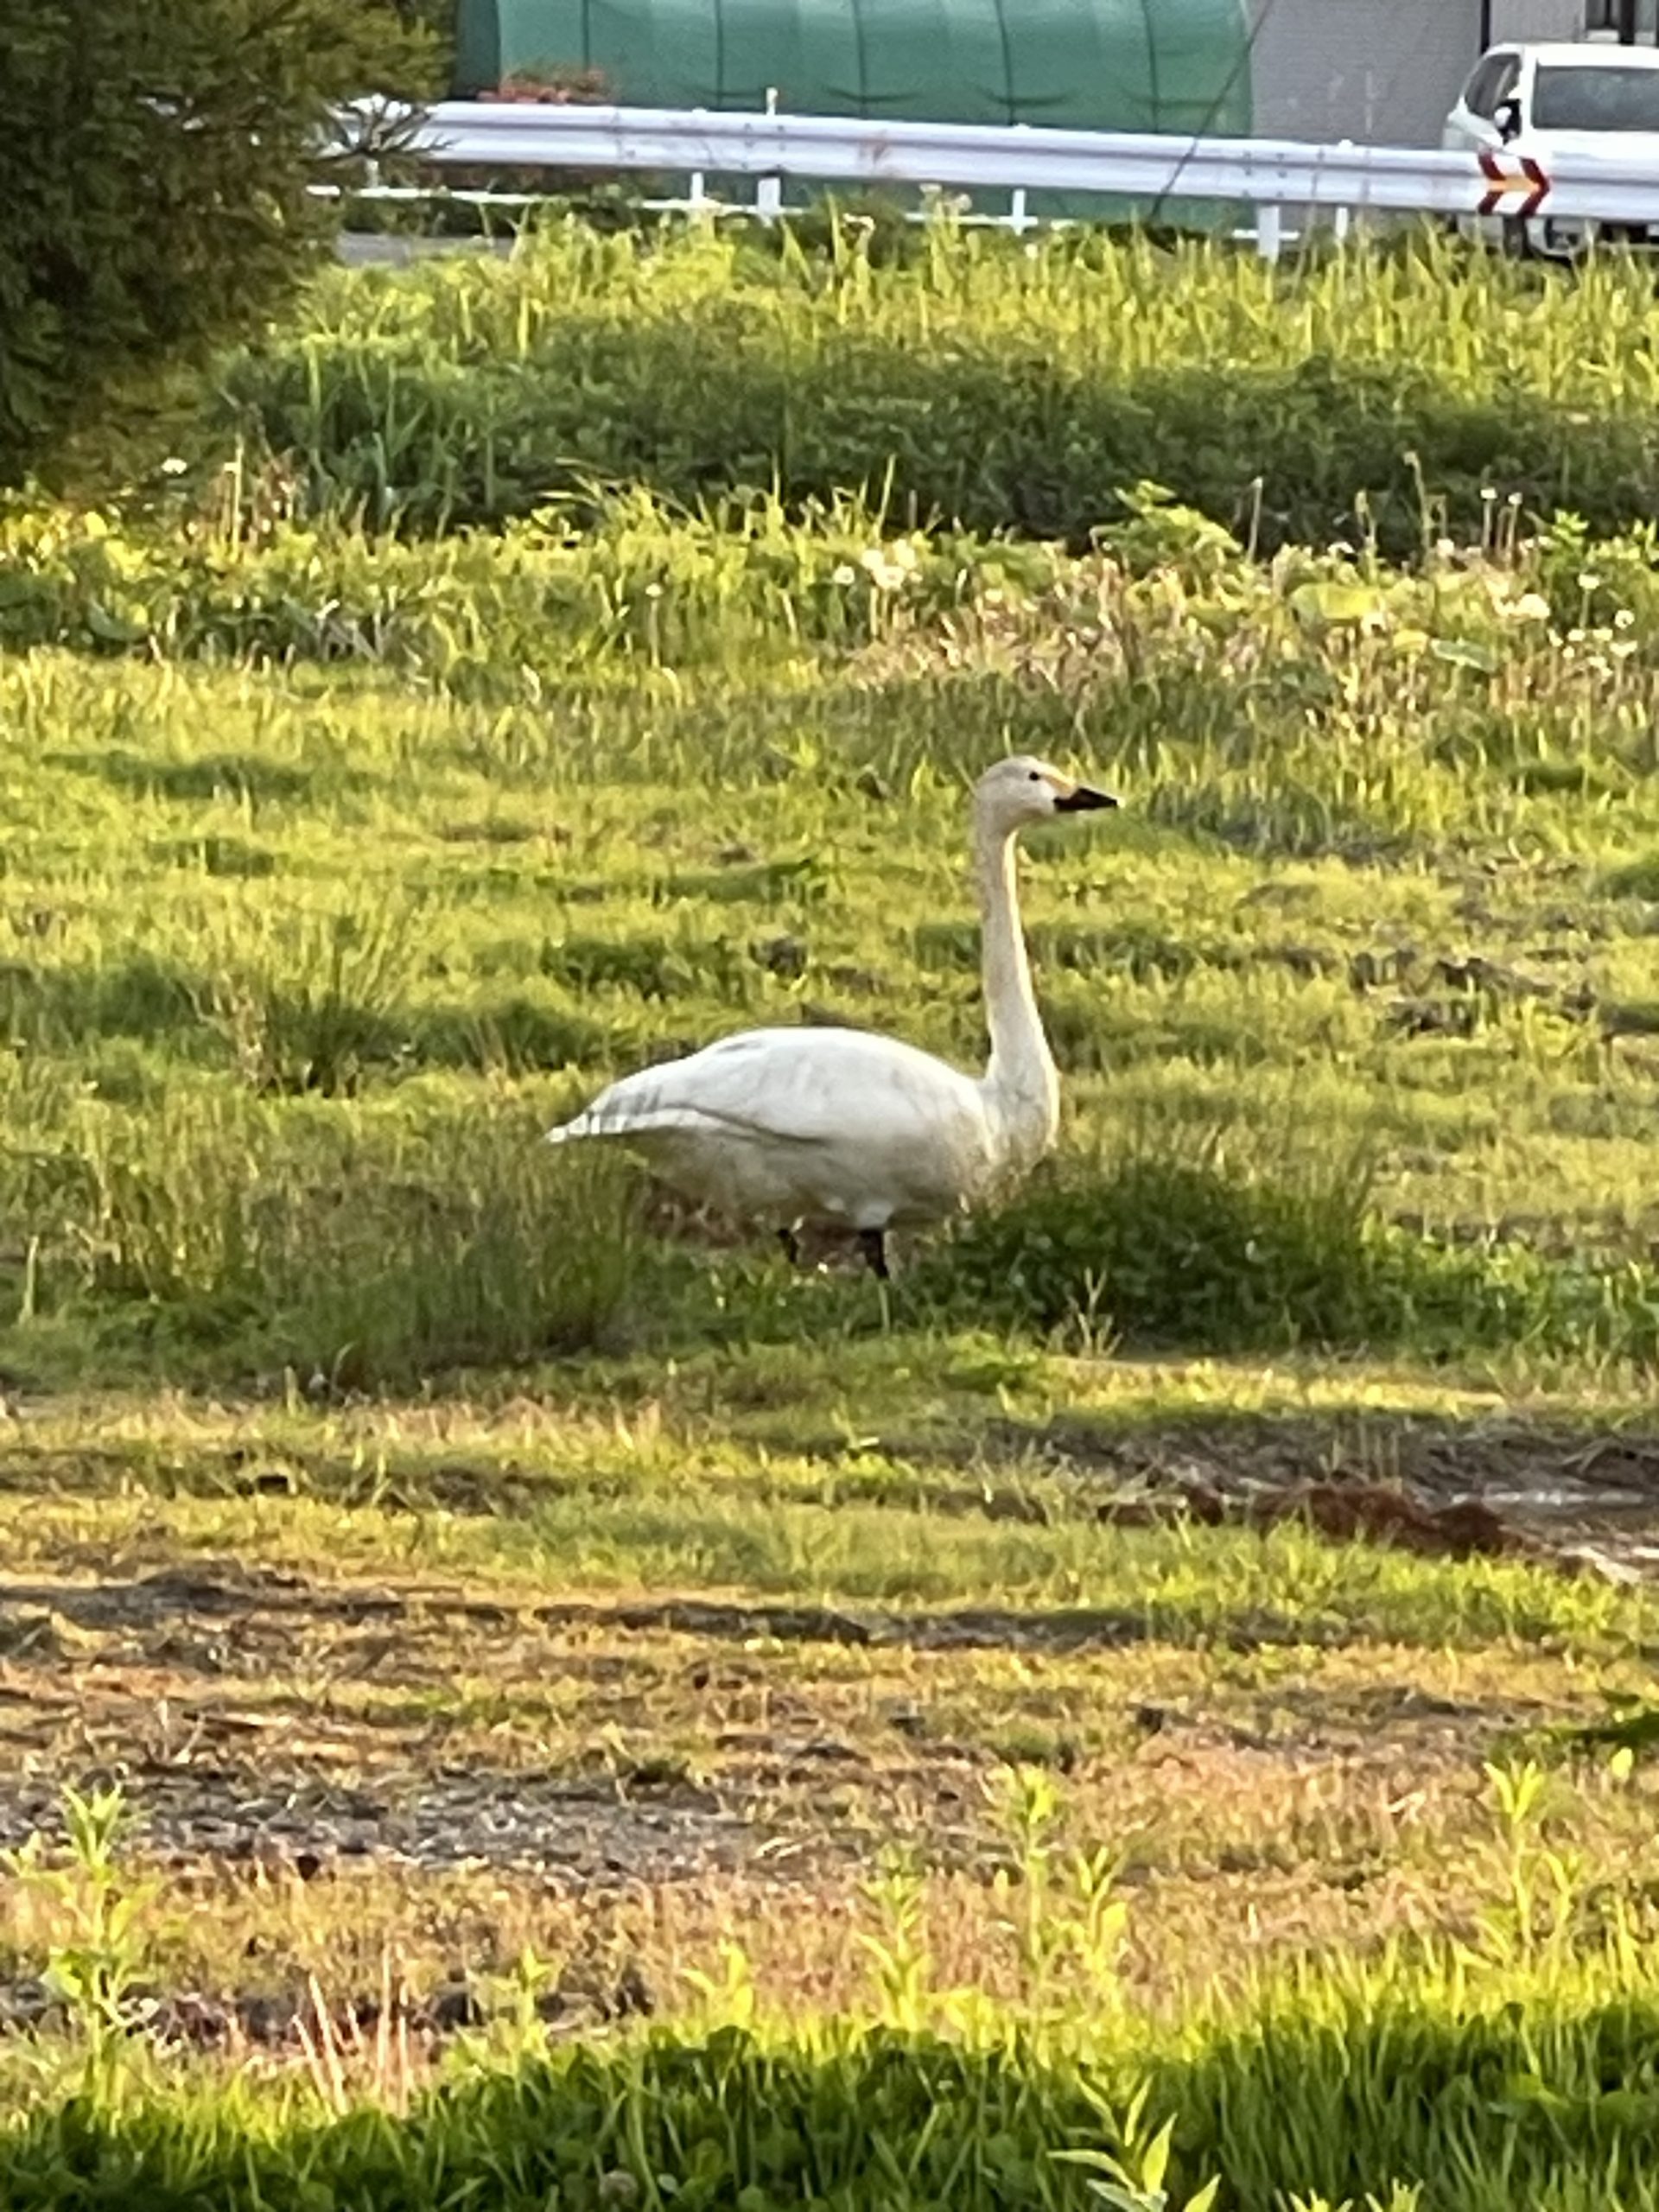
[859,548,906,591]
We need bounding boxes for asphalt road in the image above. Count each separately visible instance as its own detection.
[337,232,516,266]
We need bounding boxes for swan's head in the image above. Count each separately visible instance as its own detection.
[975,754,1118,836]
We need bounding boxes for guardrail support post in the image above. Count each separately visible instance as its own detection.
[1255,202,1283,263]
[1334,143,1354,246]
[688,106,710,219]
[757,85,783,224]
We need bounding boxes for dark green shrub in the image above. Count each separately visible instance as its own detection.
[932,1154,1385,1350]
[931,1153,1659,1363]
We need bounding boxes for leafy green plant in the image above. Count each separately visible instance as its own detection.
[858,1852,934,2033]
[1055,2086,1219,2212]
[4,1786,152,2103]
[1476,1759,1584,1978]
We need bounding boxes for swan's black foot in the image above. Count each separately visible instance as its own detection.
[858,1228,891,1280]
[778,1227,802,1268]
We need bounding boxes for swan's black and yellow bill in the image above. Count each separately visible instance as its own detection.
[1053,785,1118,813]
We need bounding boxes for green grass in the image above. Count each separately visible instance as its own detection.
[10,222,1659,2207]
[10,1995,1659,2212]
[9,1456,1644,1651]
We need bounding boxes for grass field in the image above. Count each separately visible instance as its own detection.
[7,221,1659,2207]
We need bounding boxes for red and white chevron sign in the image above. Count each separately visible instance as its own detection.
[1478,149,1549,219]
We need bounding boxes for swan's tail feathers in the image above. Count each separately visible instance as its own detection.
[546,1103,721,1147]
[545,1109,620,1147]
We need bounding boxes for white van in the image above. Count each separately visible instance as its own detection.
[1443,41,1659,257]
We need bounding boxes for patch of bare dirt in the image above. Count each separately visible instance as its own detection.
[979,1415,1659,1581]
[0,1763,776,1885]
[0,1958,657,2053]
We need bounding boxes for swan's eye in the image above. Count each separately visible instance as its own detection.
[1027,771,1040,783]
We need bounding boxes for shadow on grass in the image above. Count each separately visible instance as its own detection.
[0,959,607,1087]
[48,747,322,809]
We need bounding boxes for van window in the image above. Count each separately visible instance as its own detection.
[1532,65,1659,131]
[1462,55,1508,118]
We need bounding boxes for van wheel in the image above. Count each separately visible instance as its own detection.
[1501,213,1535,260]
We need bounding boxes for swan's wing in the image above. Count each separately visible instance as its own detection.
[549,1027,982,1151]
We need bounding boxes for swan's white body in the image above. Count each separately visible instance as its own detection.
[547,756,1116,1249]
[550,1025,998,1231]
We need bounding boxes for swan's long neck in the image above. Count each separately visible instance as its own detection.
[975,820,1059,1164]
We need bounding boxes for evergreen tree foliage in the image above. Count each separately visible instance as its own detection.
[0,0,441,481]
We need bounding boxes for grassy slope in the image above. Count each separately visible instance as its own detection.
[223,222,1659,549]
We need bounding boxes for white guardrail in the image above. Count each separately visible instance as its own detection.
[341,100,1659,261]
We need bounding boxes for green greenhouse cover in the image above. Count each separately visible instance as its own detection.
[454,0,1253,219]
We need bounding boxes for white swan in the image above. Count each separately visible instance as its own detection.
[546,755,1117,1275]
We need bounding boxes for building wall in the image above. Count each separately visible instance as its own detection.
[1493,0,1591,41]
[1250,0,1582,146]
